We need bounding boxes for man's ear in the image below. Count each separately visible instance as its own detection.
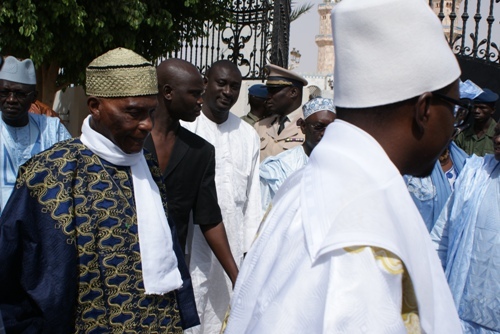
[289,87,299,99]
[31,90,38,103]
[163,84,173,100]
[203,76,208,87]
[297,117,306,134]
[87,97,101,120]
[413,92,433,136]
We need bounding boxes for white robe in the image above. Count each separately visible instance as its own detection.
[181,111,261,334]
[224,120,462,334]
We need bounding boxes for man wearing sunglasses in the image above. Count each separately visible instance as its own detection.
[254,64,308,162]
[404,81,478,232]
[0,56,70,214]
[223,0,462,332]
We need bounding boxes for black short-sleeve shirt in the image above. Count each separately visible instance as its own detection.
[145,127,223,251]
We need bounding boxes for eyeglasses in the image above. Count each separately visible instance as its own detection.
[305,121,330,133]
[433,92,472,127]
[0,90,35,101]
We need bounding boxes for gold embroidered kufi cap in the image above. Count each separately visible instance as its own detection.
[86,47,158,97]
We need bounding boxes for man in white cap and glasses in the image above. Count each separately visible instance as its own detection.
[0,56,70,214]
[222,0,463,332]
[404,80,477,233]
[259,97,335,212]
[0,48,199,333]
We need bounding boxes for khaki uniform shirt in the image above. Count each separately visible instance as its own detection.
[241,112,261,126]
[254,108,304,162]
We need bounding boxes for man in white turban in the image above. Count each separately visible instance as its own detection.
[223,0,463,332]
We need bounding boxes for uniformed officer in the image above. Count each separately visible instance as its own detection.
[254,64,308,161]
[241,84,271,126]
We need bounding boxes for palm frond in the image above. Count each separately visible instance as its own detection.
[290,2,314,22]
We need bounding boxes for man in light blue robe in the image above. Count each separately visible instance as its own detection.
[405,142,468,231]
[260,97,335,211]
[0,56,70,213]
[431,121,500,333]
[404,79,481,232]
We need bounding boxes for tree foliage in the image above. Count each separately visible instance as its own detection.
[290,2,313,22]
[0,0,232,104]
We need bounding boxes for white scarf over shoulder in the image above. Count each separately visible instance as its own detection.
[80,115,182,295]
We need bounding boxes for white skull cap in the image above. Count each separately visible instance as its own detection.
[0,56,37,85]
[332,0,460,108]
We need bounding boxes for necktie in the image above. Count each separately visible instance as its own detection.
[278,116,288,135]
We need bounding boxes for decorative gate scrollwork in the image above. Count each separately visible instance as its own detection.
[162,0,280,80]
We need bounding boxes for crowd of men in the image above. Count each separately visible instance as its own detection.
[0,0,498,333]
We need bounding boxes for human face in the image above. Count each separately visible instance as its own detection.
[472,103,494,122]
[203,66,242,118]
[414,81,458,177]
[300,110,336,152]
[266,86,293,116]
[169,73,204,122]
[90,95,157,154]
[248,95,270,118]
[493,122,500,161]
[0,79,36,126]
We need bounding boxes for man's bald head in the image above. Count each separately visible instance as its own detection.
[157,58,202,89]
[156,58,204,123]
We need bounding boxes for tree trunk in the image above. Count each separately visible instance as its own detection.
[36,62,61,108]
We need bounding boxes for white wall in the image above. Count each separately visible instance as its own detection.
[52,86,88,137]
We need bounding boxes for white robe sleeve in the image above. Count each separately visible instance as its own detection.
[430,190,455,269]
[242,132,262,253]
[324,246,418,333]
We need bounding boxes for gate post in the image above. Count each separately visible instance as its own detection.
[271,0,291,68]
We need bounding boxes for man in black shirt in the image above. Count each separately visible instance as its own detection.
[145,58,238,287]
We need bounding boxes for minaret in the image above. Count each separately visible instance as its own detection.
[315,0,338,74]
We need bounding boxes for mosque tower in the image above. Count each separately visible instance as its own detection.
[315,0,339,74]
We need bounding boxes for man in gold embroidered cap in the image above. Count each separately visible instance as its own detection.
[0,47,199,333]
[254,63,308,162]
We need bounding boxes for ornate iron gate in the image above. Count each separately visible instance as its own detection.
[431,0,500,114]
[161,0,287,80]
